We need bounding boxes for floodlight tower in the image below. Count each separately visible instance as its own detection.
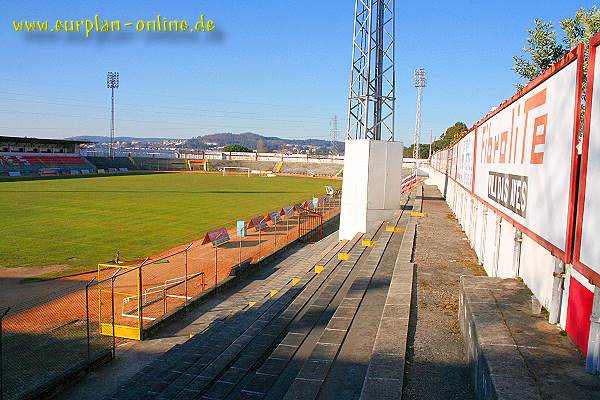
[347,0,395,141]
[107,72,119,159]
[413,68,426,171]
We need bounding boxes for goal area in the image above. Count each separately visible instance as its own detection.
[222,166,251,177]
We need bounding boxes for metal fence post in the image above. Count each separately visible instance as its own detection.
[137,266,143,337]
[85,280,92,371]
[214,246,218,288]
[185,248,189,311]
[258,230,262,262]
[110,268,120,357]
[1,307,9,400]
[111,276,116,357]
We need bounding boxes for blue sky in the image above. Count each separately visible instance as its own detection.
[0,1,595,144]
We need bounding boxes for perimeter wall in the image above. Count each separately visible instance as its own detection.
[427,40,600,369]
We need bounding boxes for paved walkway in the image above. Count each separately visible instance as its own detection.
[402,185,484,399]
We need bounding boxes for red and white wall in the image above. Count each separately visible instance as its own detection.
[427,40,600,366]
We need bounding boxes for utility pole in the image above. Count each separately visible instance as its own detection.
[347,0,395,141]
[413,68,426,171]
[107,72,119,159]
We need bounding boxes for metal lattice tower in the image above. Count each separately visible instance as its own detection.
[330,115,339,154]
[107,72,119,159]
[347,0,395,141]
[413,68,426,168]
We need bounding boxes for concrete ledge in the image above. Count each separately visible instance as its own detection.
[360,203,417,399]
[459,276,541,400]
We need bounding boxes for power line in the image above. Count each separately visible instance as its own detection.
[0,97,328,127]
[0,76,336,115]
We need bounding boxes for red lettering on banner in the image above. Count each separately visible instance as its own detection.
[486,125,493,163]
[530,114,547,164]
[493,134,500,163]
[513,105,521,163]
[509,109,515,163]
[480,90,547,166]
[499,131,508,163]
[522,89,547,163]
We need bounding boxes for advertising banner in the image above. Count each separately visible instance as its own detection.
[282,206,294,217]
[236,220,246,238]
[268,211,282,224]
[455,129,475,190]
[202,227,231,246]
[472,47,582,259]
[248,215,268,231]
[575,37,600,282]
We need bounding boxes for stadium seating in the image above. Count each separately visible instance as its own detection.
[0,155,95,176]
[280,162,342,176]
[208,160,343,177]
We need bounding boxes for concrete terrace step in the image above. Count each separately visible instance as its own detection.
[156,232,366,400]
[221,223,383,400]
[279,209,409,400]
[132,217,381,400]
[357,196,420,400]
[107,235,342,400]
[193,231,373,400]
[231,195,416,400]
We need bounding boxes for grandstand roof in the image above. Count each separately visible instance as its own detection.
[0,135,92,145]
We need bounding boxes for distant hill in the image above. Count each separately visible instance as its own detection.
[69,132,344,153]
[68,135,172,143]
[188,132,340,152]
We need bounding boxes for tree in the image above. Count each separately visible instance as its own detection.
[430,121,468,152]
[513,7,600,89]
[404,143,431,159]
[560,7,600,51]
[513,20,566,89]
[222,144,252,152]
[561,7,600,100]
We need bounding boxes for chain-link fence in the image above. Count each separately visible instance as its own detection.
[0,192,340,399]
[0,279,112,400]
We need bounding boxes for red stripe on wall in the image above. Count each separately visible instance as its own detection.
[566,276,594,354]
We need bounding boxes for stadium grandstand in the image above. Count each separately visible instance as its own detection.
[0,136,95,177]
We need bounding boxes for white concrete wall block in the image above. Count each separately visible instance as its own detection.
[339,140,403,240]
[483,211,498,276]
[497,219,517,278]
[519,234,556,310]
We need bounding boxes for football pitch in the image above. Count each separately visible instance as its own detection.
[0,173,341,276]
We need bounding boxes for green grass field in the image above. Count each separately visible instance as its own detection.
[0,173,341,275]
